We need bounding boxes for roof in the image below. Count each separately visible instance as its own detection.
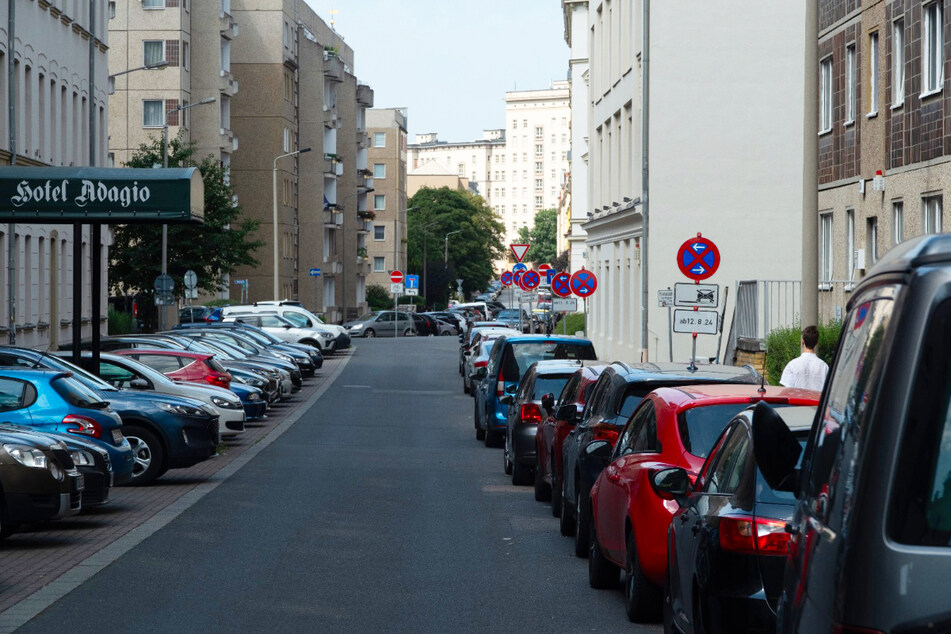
[615,361,760,384]
[501,334,592,344]
[113,349,212,360]
[530,359,586,375]
[651,384,821,410]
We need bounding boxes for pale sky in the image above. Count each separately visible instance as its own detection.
[303,0,568,143]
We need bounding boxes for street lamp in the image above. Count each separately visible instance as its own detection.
[160,96,216,329]
[444,229,463,266]
[273,147,312,300]
[108,60,169,95]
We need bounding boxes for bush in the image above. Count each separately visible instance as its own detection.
[367,284,392,311]
[561,312,586,336]
[108,309,135,335]
[764,321,841,385]
[204,298,231,307]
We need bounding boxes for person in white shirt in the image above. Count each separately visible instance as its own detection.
[780,325,829,392]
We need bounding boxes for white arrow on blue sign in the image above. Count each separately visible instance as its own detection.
[406,274,419,290]
[309,268,321,277]
[513,262,528,273]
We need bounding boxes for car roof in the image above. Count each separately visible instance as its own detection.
[0,367,68,380]
[114,349,212,360]
[609,361,760,383]
[500,334,592,344]
[530,359,587,375]
[651,384,821,409]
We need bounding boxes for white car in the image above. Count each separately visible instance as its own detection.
[220,303,351,352]
[222,313,337,353]
[96,352,248,437]
[462,328,520,394]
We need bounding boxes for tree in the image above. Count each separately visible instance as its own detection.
[406,187,504,307]
[366,284,391,311]
[109,136,263,316]
[516,208,557,265]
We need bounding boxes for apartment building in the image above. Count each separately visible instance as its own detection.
[815,0,951,322]
[108,0,237,170]
[407,130,503,201]
[366,108,408,288]
[563,0,589,273]
[0,0,110,349]
[230,0,374,323]
[580,0,807,363]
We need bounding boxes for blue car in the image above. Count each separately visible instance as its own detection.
[0,347,220,486]
[471,335,598,447]
[0,368,134,484]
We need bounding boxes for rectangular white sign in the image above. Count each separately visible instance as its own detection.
[390,283,404,294]
[672,309,719,335]
[552,297,578,312]
[405,288,419,296]
[518,292,538,303]
[674,283,719,308]
[657,289,674,307]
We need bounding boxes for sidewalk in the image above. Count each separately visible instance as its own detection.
[0,349,353,626]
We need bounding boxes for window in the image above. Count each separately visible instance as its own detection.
[143,0,164,8]
[867,217,879,265]
[704,428,749,495]
[109,1,116,18]
[923,195,943,234]
[373,132,386,147]
[534,179,543,190]
[534,196,543,208]
[820,212,833,283]
[869,31,879,115]
[283,22,291,48]
[374,194,385,210]
[535,144,543,155]
[820,57,833,132]
[282,127,290,153]
[845,44,856,123]
[142,100,163,127]
[373,257,385,272]
[893,201,904,244]
[923,3,943,95]
[893,19,905,107]
[373,225,385,241]
[143,40,165,66]
[0,377,33,412]
[458,163,465,176]
[846,209,856,282]
[373,163,386,179]
[535,126,543,138]
[183,41,190,70]
[535,161,543,174]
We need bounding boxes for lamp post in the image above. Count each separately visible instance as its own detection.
[273,147,312,300]
[160,96,216,330]
[444,229,463,266]
[108,60,168,95]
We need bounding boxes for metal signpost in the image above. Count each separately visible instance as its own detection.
[154,274,175,327]
[521,270,541,333]
[309,268,321,313]
[234,279,248,304]
[390,270,403,338]
[658,288,674,361]
[569,269,598,337]
[674,233,722,369]
[183,269,198,304]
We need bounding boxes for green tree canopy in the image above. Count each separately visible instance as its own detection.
[516,208,557,265]
[406,187,504,307]
[110,136,263,305]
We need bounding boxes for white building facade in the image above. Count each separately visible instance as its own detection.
[563,0,589,273]
[582,0,807,363]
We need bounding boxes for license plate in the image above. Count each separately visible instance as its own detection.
[112,429,124,444]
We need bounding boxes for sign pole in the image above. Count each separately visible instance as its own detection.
[689,333,698,372]
[668,303,673,361]
[583,297,587,337]
[394,291,398,339]
[314,279,318,316]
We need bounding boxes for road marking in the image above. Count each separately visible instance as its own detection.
[0,354,354,634]
[373,389,454,396]
[341,384,372,388]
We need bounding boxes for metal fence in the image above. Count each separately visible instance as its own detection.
[726,280,801,362]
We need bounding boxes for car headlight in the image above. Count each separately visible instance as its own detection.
[273,352,294,362]
[350,324,364,330]
[4,444,49,468]
[211,395,243,410]
[319,332,333,339]
[248,390,263,401]
[155,401,207,417]
[70,449,95,467]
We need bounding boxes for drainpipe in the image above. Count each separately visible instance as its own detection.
[802,1,819,327]
[8,0,15,345]
[639,0,649,362]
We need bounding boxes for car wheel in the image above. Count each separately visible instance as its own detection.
[503,447,513,475]
[589,520,621,589]
[124,425,165,486]
[441,330,451,336]
[574,487,591,557]
[403,328,413,336]
[551,471,562,517]
[625,531,662,622]
[364,329,376,338]
[559,478,576,537]
[512,452,532,486]
[534,457,551,501]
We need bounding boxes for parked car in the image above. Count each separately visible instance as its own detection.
[0,368,134,485]
[172,326,319,376]
[224,313,338,355]
[462,329,520,394]
[173,321,324,369]
[495,308,532,332]
[662,403,815,634]
[113,349,232,390]
[94,353,247,437]
[183,339,296,397]
[423,314,458,336]
[222,302,351,351]
[0,347,220,486]
[0,425,83,538]
[501,360,579,485]
[536,363,607,513]
[560,362,761,556]
[470,335,598,447]
[749,234,951,634]
[178,306,216,323]
[344,311,415,338]
[586,384,819,622]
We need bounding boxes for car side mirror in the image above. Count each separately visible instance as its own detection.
[469,367,487,381]
[541,392,555,412]
[499,394,515,405]
[650,467,691,504]
[284,324,291,329]
[504,384,518,395]
[129,378,149,390]
[751,402,802,494]
[584,439,612,460]
[555,403,577,422]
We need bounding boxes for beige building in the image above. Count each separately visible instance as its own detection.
[407,130,503,203]
[407,162,469,198]
[0,0,110,349]
[366,108,408,288]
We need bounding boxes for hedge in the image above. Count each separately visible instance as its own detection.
[764,321,841,386]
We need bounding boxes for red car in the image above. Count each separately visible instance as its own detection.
[534,363,606,515]
[114,349,232,390]
[586,384,820,622]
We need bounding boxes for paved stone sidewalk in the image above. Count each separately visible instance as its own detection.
[0,349,353,626]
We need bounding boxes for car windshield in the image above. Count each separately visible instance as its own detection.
[48,354,119,392]
[356,313,377,322]
[533,374,572,400]
[497,310,521,319]
[505,342,596,380]
[197,341,238,360]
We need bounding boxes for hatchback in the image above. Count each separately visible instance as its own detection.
[114,349,232,390]
[344,311,415,338]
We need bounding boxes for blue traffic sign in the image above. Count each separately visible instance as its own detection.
[513,262,528,273]
[309,268,321,277]
[521,270,541,290]
[545,269,557,284]
[234,279,248,286]
[570,269,598,298]
[406,274,419,290]
[551,272,572,298]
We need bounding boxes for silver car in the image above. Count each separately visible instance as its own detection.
[344,311,416,338]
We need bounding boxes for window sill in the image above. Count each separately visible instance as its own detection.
[818,127,833,137]
[844,119,855,128]
[844,283,855,293]
[818,283,833,292]
[867,110,878,119]
[891,101,904,111]
[920,86,943,100]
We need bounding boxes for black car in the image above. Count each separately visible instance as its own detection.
[178,306,216,323]
[753,234,951,634]
[0,425,83,538]
[560,361,760,557]
[661,403,814,634]
[407,312,438,336]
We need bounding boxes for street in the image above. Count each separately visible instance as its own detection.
[6,338,659,632]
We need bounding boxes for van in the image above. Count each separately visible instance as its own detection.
[219,304,350,352]
[754,234,951,633]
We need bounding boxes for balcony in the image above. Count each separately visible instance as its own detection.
[220,12,237,39]
[323,156,343,178]
[356,132,370,149]
[356,219,371,233]
[356,260,371,276]
[324,111,342,130]
[323,51,344,83]
[356,210,376,223]
[356,83,374,107]
[218,70,237,94]
[323,209,342,227]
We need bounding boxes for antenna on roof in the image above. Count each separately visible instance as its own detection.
[758,373,767,395]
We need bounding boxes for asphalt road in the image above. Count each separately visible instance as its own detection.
[19,337,660,633]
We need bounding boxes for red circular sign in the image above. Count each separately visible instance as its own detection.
[537,263,553,274]
[676,235,720,281]
[550,272,572,298]
[390,270,404,284]
[500,271,513,286]
[521,270,541,290]
[570,269,598,298]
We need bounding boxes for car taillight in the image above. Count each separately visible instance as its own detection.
[521,402,543,424]
[718,515,790,555]
[591,426,619,446]
[474,360,488,368]
[63,414,103,439]
[206,374,231,389]
[496,378,505,397]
